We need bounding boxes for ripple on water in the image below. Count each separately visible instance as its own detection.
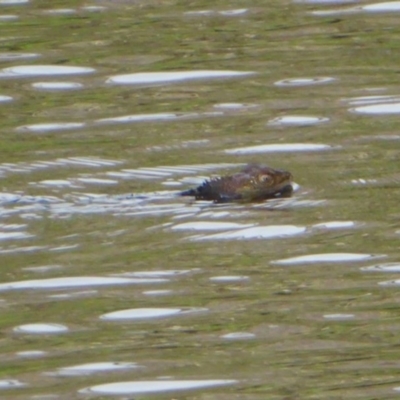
[274,77,336,87]
[0,223,27,230]
[96,113,181,124]
[272,253,384,265]
[113,269,198,278]
[323,314,355,320]
[267,115,329,126]
[0,380,25,389]
[0,276,168,291]
[16,122,85,133]
[106,163,241,181]
[0,95,12,102]
[213,102,258,110]
[43,8,76,14]
[79,379,237,395]
[295,0,358,3]
[184,10,215,15]
[13,323,69,334]
[100,307,207,321]
[312,221,356,229]
[31,82,83,90]
[48,362,140,376]
[76,177,118,185]
[6,156,123,175]
[0,52,39,61]
[377,278,400,287]
[171,222,255,231]
[185,8,248,16]
[0,231,33,240]
[47,290,98,300]
[224,143,332,154]
[350,102,400,114]
[219,8,248,15]
[362,2,400,12]
[0,245,47,255]
[0,65,95,78]
[209,276,250,282]
[32,179,80,188]
[361,263,400,272]
[0,14,18,20]
[0,0,28,4]
[221,332,256,340]
[344,95,400,106]
[97,111,224,125]
[81,6,106,12]
[106,70,254,85]
[143,289,173,296]
[16,350,47,358]
[190,225,306,241]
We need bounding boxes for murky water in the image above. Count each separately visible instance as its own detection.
[1,0,400,399]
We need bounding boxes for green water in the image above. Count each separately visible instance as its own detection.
[0,0,400,399]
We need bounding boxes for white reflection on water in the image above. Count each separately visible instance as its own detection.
[47,362,140,376]
[16,122,85,133]
[312,221,356,229]
[219,8,248,15]
[43,8,76,14]
[13,323,69,334]
[323,314,355,320]
[189,225,306,241]
[362,2,400,12]
[295,0,359,3]
[224,143,332,154]
[213,102,258,110]
[100,307,208,321]
[311,1,400,15]
[171,221,255,231]
[0,380,26,389]
[274,77,336,86]
[22,265,62,273]
[96,111,224,125]
[120,163,241,178]
[0,276,168,291]
[0,65,95,77]
[96,112,181,124]
[209,276,249,282]
[343,95,400,106]
[0,95,12,102]
[80,379,237,395]
[47,290,98,299]
[0,0,28,4]
[113,269,199,278]
[147,139,209,152]
[106,70,254,85]
[361,263,400,272]
[221,332,255,339]
[350,102,400,114]
[82,6,106,12]
[0,156,123,180]
[31,81,83,90]
[16,350,47,358]
[0,14,18,20]
[0,231,33,240]
[143,289,173,296]
[0,52,39,61]
[272,253,384,265]
[185,9,248,16]
[267,115,329,126]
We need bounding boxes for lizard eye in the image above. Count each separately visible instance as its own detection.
[259,174,272,183]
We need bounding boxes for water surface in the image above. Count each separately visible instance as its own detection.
[0,0,399,399]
